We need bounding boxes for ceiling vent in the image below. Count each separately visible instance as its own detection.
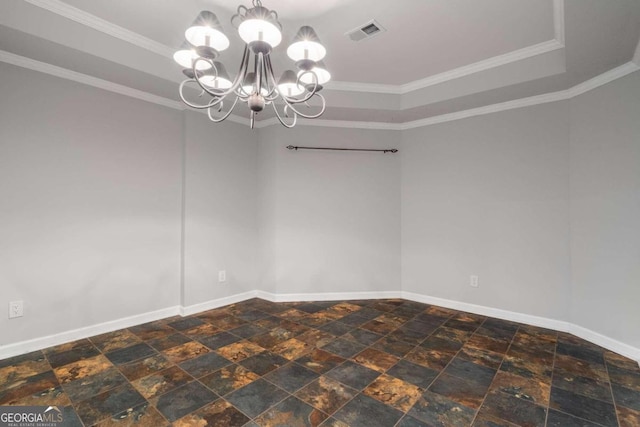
[346,19,386,42]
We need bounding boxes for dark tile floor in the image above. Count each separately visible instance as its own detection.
[1,298,639,426]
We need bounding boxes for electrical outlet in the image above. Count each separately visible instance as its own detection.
[218,270,227,283]
[470,275,479,288]
[9,301,24,319]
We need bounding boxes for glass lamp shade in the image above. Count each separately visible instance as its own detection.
[287,26,326,61]
[173,41,212,70]
[185,11,230,52]
[199,62,233,90]
[298,61,331,85]
[277,70,305,97]
[238,19,282,47]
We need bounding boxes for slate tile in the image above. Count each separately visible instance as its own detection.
[609,364,640,392]
[154,380,218,422]
[325,360,380,390]
[200,332,243,350]
[94,402,169,427]
[131,365,192,400]
[613,383,640,411]
[408,390,476,427]
[75,383,146,426]
[552,366,612,402]
[239,351,288,376]
[546,409,603,427]
[430,372,490,409]
[179,351,231,378]
[363,373,422,412]
[333,393,403,427]
[105,343,156,366]
[386,359,439,389]
[550,386,617,427]
[373,336,416,358]
[490,370,550,406]
[225,379,288,418]
[147,333,192,352]
[321,338,366,359]
[255,395,328,426]
[295,376,357,415]
[90,330,142,353]
[0,370,60,405]
[54,354,113,384]
[62,366,127,403]
[479,389,546,427]
[47,343,101,369]
[162,341,210,364]
[296,349,345,374]
[200,364,260,396]
[129,322,174,341]
[444,358,496,387]
[117,353,172,382]
[557,342,605,365]
[173,399,250,427]
[228,323,269,339]
[168,317,206,331]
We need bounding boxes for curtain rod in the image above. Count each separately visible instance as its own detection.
[286,145,398,154]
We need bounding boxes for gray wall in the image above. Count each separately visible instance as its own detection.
[183,112,259,306]
[401,102,572,321]
[0,63,182,345]
[258,126,401,296]
[1,58,638,355]
[569,72,640,347]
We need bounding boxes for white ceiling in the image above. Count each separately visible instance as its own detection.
[0,0,639,124]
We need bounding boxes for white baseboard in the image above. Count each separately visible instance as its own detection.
[0,306,181,360]
[256,290,403,303]
[180,291,259,316]
[2,289,638,365]
[568,324,640,364]
[401,291,640,363]
[401,292,573,333]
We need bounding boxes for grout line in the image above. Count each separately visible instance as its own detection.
[544,331,560,426]
[468,322,529,425]
[604,359,623,427]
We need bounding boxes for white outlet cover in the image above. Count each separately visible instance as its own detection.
[9,301,24,318]
[218,271,227,283]
[470,276,479,288]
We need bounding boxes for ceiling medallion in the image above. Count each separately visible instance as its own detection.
[174,0,330,129]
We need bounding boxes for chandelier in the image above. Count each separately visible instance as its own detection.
[174,0,330,129]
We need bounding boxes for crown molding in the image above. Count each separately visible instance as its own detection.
[331,0,565,95]
[325,81,400,95]
[23,0,175,58]
[400,91,571,130]
[399,40,564,95]
[25,0,565,97]
[0,49,183,109]
[328,40,563,96]
[0,49,251,125]
[553,0,565,45]
[2,50,638,132]
[568,62,640,98]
